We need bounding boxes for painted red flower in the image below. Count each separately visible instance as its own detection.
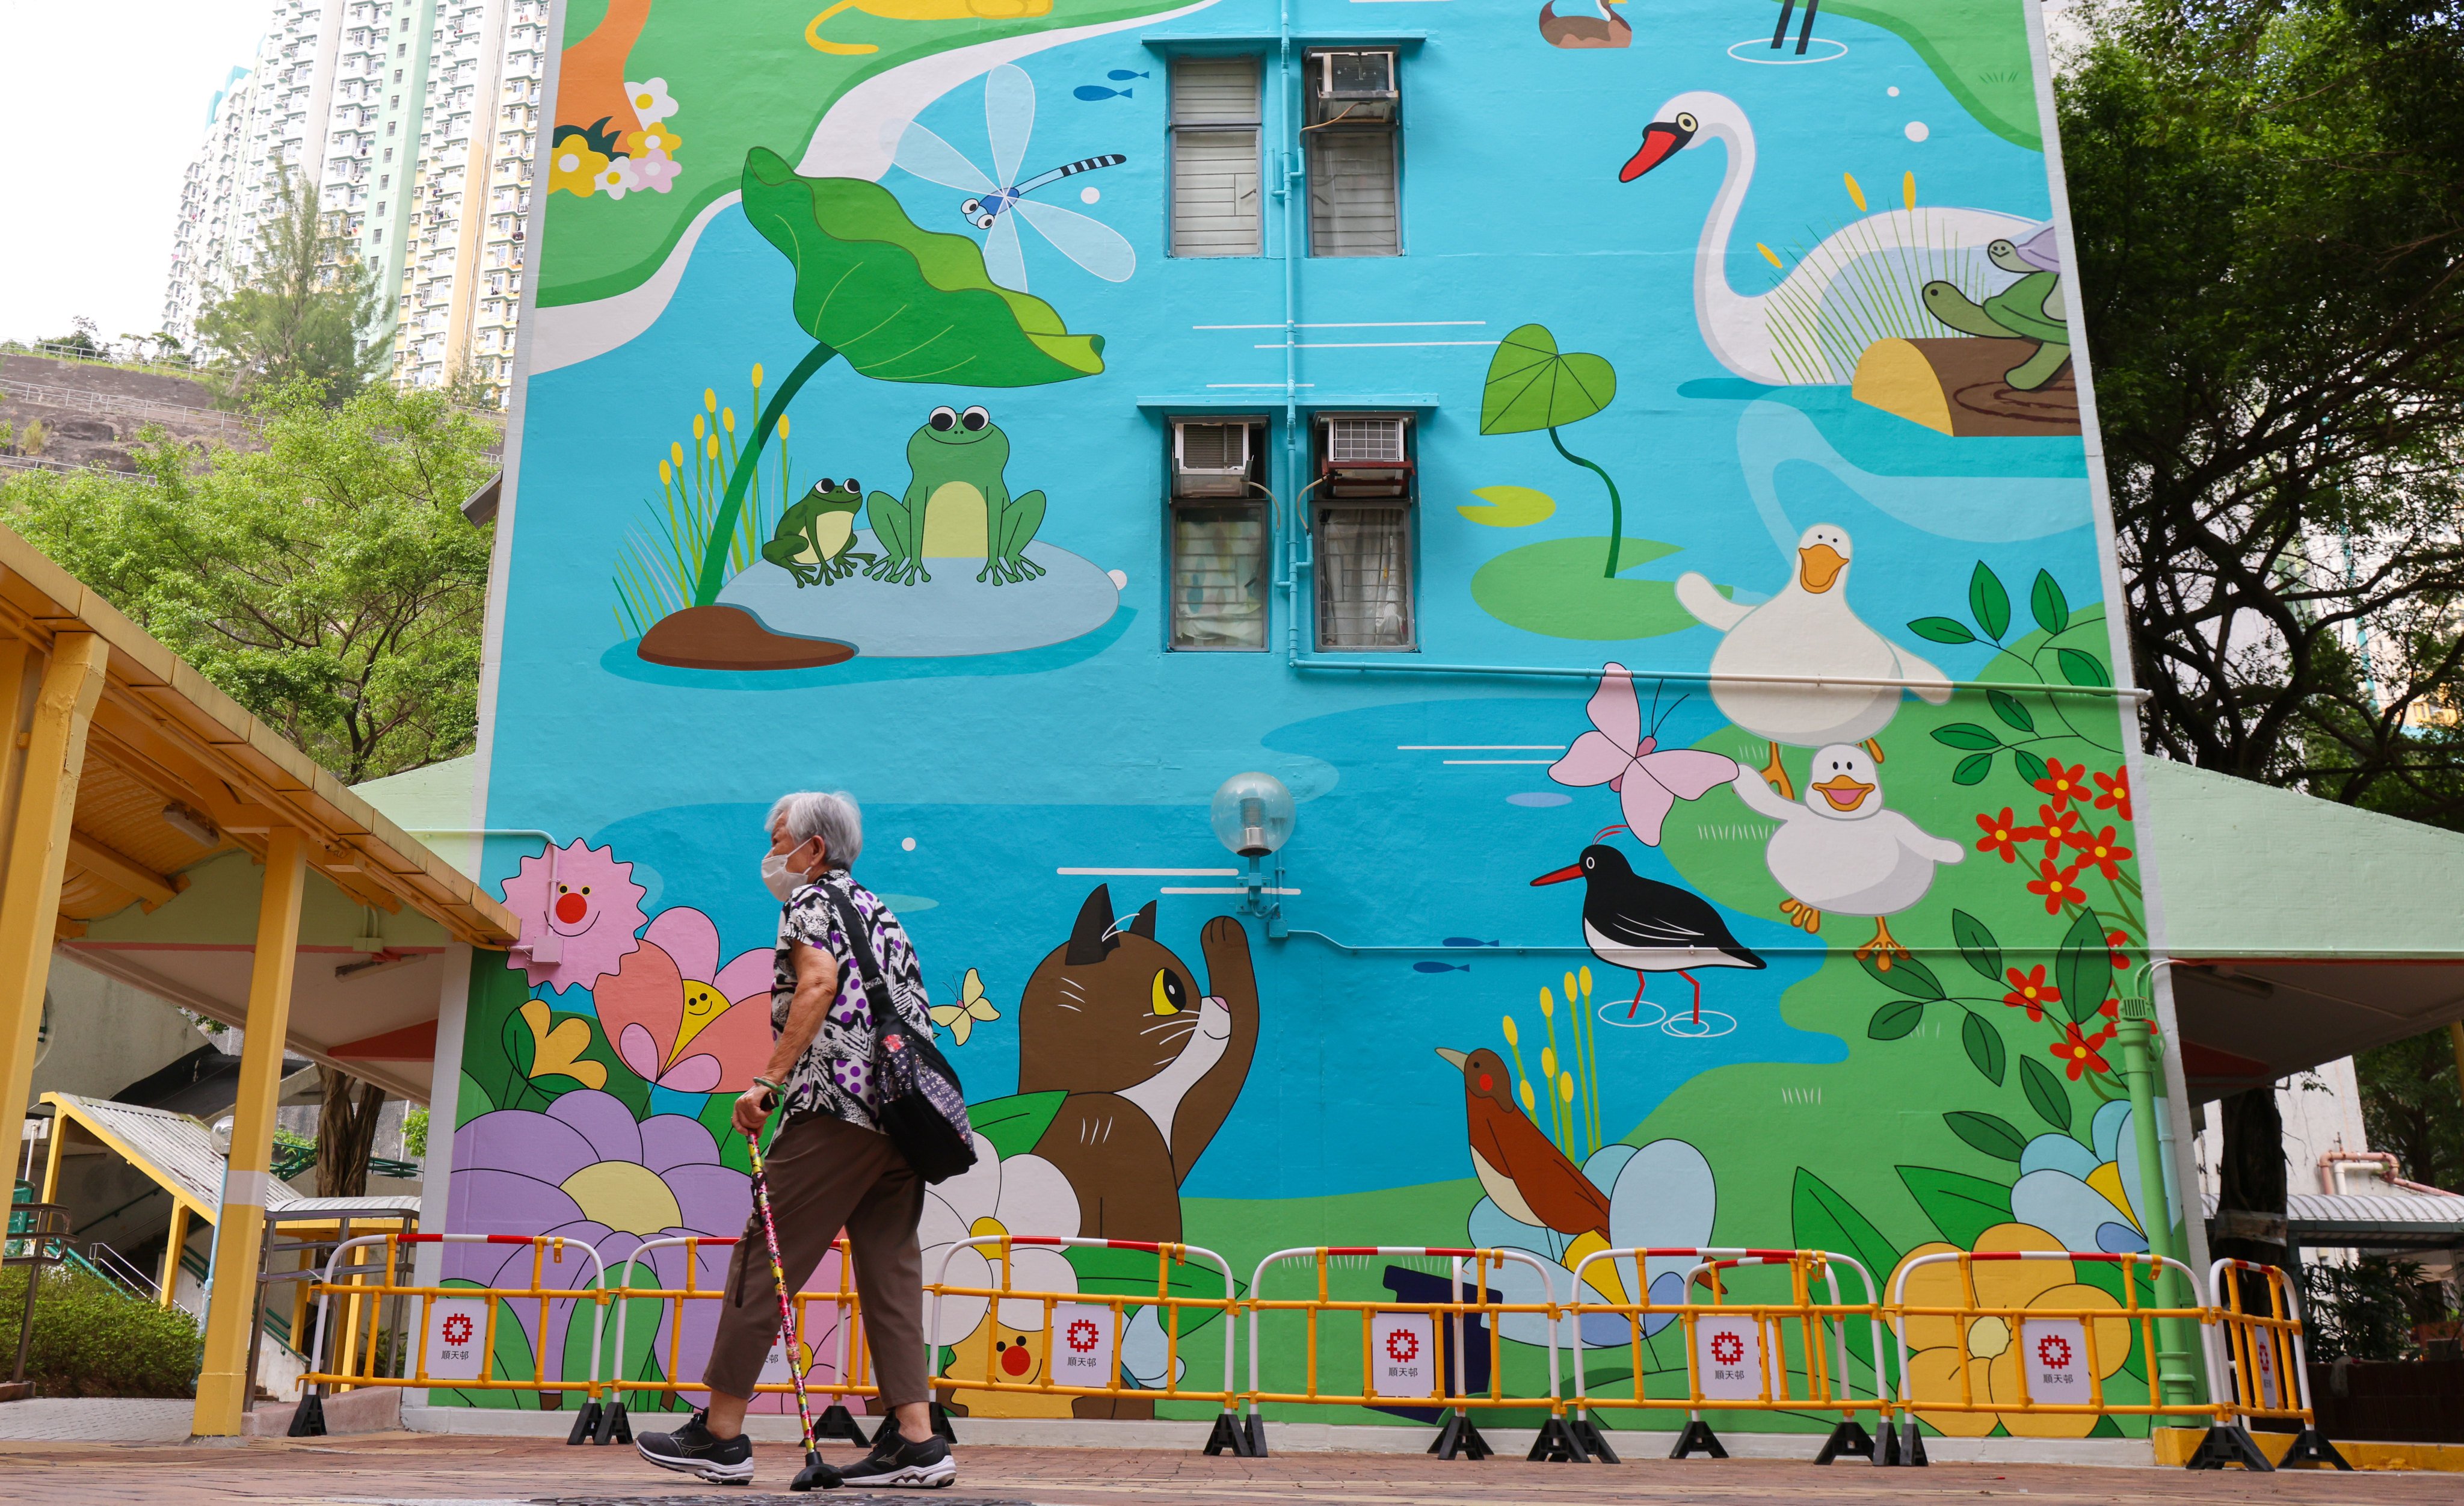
[2002,964,2060,1022]
[2105,929,2133,969]
[1974,808,2040,863]
[2036,803,2081,860]
[2026,858,2086,914]
[2092,768,2132,821]
[2065,824,2134,880]
[2099,997,2121,1020]
[2034,759,2089,809]
[2052,1021,2118,1079]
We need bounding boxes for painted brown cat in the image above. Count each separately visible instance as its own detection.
[1017,886,1259,1244]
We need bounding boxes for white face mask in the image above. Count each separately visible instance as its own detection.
[762,843,816,901]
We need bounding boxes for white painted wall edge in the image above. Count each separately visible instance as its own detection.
[401,1406,2164,1466]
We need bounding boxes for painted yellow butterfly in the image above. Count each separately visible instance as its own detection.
[930,968,1001,1046]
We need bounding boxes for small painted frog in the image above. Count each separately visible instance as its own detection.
[761,478,872,586]
[864,405,1047,586]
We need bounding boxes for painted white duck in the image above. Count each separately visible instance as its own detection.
[1728,744,1964,966]
[1617,91,2042,385]
[1675,523,1951,797]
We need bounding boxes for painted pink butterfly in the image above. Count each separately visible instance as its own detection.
[1550,663,1740,845]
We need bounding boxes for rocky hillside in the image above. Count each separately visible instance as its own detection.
[0,354,254,476]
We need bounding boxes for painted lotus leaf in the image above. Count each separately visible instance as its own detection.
[1479,324,1616,435]
[738,148,1104,386]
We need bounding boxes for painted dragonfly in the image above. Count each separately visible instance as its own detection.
[893,63,1136,294]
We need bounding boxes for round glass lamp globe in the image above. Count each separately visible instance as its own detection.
[1210,773,1295,857]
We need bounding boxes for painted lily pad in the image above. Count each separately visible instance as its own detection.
[1471,536,1719,640]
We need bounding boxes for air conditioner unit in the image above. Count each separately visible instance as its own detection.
[1316,50,1397,100]
[1320,414,1412,498]
[1173,421,1251,498]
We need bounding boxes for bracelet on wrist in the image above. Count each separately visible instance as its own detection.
[753,1076,786,1097]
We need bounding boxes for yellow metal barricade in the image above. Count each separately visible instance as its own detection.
[593,1233,874,1445]
[292,1232,606,1438]
[1563,1245,1891,1463]
[1242,1244,1587,1461]
[1888,1248,2217,1460]
[2201,1257,2350,1471]
[926,1233,1252,1455]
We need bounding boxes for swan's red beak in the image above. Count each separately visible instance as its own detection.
[1619,119,1694,182]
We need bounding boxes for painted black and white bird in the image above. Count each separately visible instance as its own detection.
[1531,844,1765,1022]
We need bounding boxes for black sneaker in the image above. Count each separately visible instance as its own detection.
[834,1431,956,1489]
[635,1408,755,1484]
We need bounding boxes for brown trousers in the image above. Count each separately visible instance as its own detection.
[704,1111,929,1407]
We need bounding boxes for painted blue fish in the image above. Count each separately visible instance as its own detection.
[1107,69,1150,81]
[1074,85,1132,101]
[1413,961,1472,974]
[1444,937,1500,948]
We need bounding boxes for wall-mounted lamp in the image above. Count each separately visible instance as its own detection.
[1210,772,1294,936]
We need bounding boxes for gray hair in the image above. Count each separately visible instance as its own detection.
[767,789,862,869]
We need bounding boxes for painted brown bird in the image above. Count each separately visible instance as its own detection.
[1435,1046,1611,1240]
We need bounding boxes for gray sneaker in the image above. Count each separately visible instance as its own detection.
[635,1408,756,1484]
[833,1431,956,1489]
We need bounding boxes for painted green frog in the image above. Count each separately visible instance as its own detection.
[761,478,873,586]
[864,405,1047,586]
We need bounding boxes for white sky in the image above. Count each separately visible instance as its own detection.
[0,0,274,345]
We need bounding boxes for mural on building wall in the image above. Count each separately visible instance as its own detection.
[445,0,2174,1438]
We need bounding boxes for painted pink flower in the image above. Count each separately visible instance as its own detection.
[630,147,682,194]
[500,839,648,993]
[594,906,771,1094]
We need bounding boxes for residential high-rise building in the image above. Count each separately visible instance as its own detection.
[159,0,541,407]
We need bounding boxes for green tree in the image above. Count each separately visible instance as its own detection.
[196,167,388,407]
[2358,1027,2464,1195]
[2060,0,2464,813]
[0,384,495,783]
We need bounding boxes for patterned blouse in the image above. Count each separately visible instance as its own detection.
[771,869,934,1131]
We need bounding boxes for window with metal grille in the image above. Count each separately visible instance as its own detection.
[1170,58,1261,258]
[1304,50,1399,257]
[1314,504,1413,650]
[1169,417,1270,650]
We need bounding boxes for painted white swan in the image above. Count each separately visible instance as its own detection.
[1618,91,2041,385]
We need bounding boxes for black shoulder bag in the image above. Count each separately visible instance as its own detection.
[818,885,977,1184]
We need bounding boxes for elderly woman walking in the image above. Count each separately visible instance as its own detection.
[636,789,956,1489]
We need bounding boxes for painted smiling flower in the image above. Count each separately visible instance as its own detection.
[499,839,648,992]
[594,906,771,1094]
[448,1091,751,1387]
[1893,1223,2131,1437]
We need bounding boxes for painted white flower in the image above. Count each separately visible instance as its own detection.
[1469,1138,1717,1348]
[593,155,641,200]
[919,1133,1080,1344]
[624,76,677,124]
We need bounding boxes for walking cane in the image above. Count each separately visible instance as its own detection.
[747,1120,838,1492]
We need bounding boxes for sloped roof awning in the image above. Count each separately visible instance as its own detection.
[42,1091,420,1230]
[0,525,517,1105]
[2202,1187,2464,1252]
[2146,759,2464,1099]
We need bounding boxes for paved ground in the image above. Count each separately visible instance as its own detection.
[0,1433,2448,1506]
